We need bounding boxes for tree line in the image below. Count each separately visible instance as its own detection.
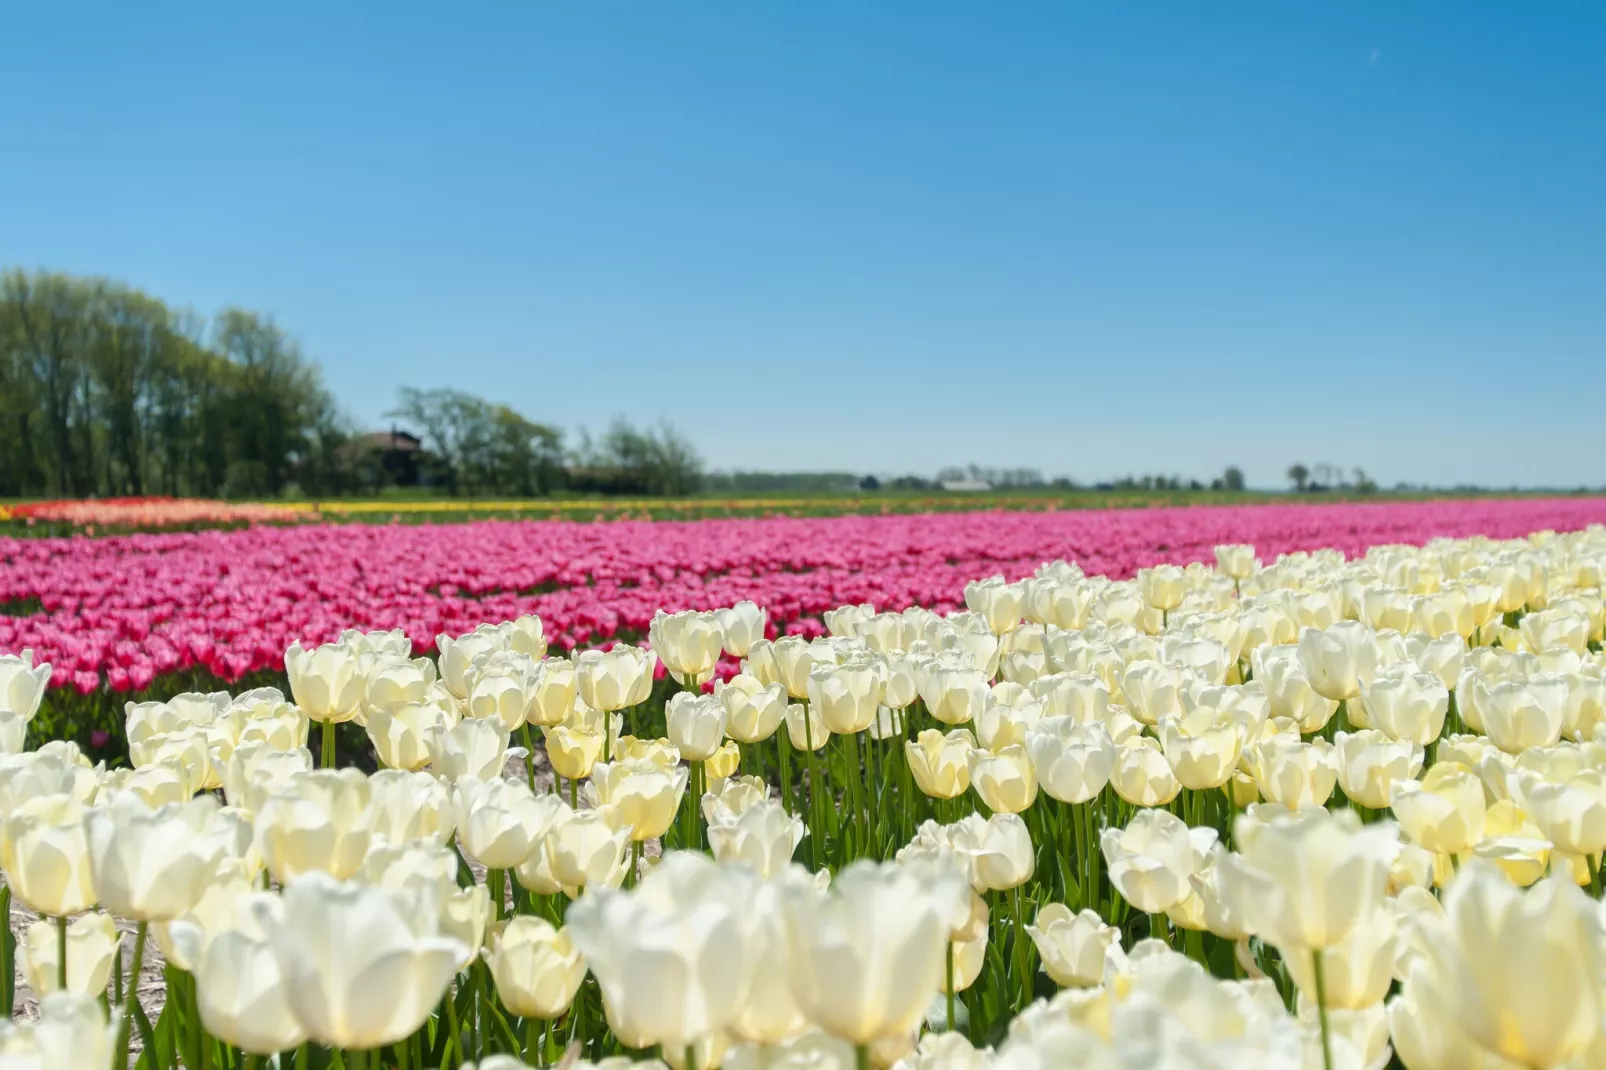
[0,269,703,499]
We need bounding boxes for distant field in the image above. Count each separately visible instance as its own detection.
[1,486,1597,534]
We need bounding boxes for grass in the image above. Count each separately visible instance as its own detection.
[2,486,1602,537]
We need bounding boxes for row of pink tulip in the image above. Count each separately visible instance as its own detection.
[2,498,1604,693]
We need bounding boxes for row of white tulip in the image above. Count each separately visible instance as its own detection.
[1,527,1605,1068]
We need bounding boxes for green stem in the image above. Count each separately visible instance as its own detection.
[56,914,67,991]
[520,725,540,793]
[855,1044,871,1070]
[1313,948,1334,1070]
[244,1056,261,1070]
[777,728,792,814]
[488,869,504,922]
[569,774,578,809]
[629,839,641,889]
[685,1043,699,1070]
[1011,885,1031,1009]
[321,718,336,768]
[114,921,148,1066]
[0,884,12,1017]
[946,940,956,1031]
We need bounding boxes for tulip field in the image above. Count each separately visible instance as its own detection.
[3,499,1606,1068]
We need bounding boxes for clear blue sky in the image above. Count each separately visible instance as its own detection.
[3,3,1602,488]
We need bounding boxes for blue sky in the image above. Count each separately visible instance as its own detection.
[3,3,1602,488]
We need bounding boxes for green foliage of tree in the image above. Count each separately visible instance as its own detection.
[0,270,351,498]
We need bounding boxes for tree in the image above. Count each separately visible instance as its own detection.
[1222,466,1246,491]
[0,269,344,500]
[1287,464,1310,492]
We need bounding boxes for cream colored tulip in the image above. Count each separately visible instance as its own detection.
[666,691,727,762]
[964,576,1026,634]
[771,636,824,700]
[1253,646,1339,734]
[85,793,224,921]
[1109,736,1182,807]
[0,991,118,1067]
[1025,717,1114,804]
[783,702,831,752]
[1156,709,1241,791]
[714,601,767,658]
[256,769,373,883]
[585,759,689,842]
[218,741,314,812]
[0,650,50,723]
[0,794,95,916]
[1386,966,1525,1070]
[705,739,741,779]
[0,745,100,815]
[1222,806,1396,950]
[258,872,467,1050]
[23,912,117,998]
[964,811,1035,891]
[724,883,809,1046]
[1358,664,1448,746]
[807,658,886,735]
[434,627,504,699]
[1520,607,1591,656]
[455,776,565,869]
[1296,622,1378,702]
[1283,904,1396,1010]
[708,798,806,878]
[361,770,449,848]
[975,693,1044,753]
[1250,737,1338,810]
[125,691,226,746]
[1391,762,1487,855]
[1413,589,1476,640]
[363,655,438,716]
[1214,544,1256,581]
[1418,864,1604,1068]
[1100,808,1215,914]
[1477,674,1568,754]
[99,760,194,809]
[543,723,604,781]
[519,656,575,728]
[780,859,963,1046]
[1514,768,1606,856]
[513,834,567,897]
[285,641,366,724]
[905,729,974,799]
[367,700,447,770]
[575,645,658,711]
[567,852,761,1049]
[919,663,990,726]
[716,674,786,744]
[967,744,1037,813]
[1026,672,1108,725]
[427,715,512,781]
[1471,799,1551,887]
[1137,565,1186,612]
[236,701,311,752]
[547,805,632,889]
[1120,660,1184,726]
[153,855,257,971]
[741,638,782,689]
[463,652,544,730]
[1334,729,1422,810]
[1026,903,1120,987]
[650,610,725,687]
[485,916,586,1019]
[701,775,768,823]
